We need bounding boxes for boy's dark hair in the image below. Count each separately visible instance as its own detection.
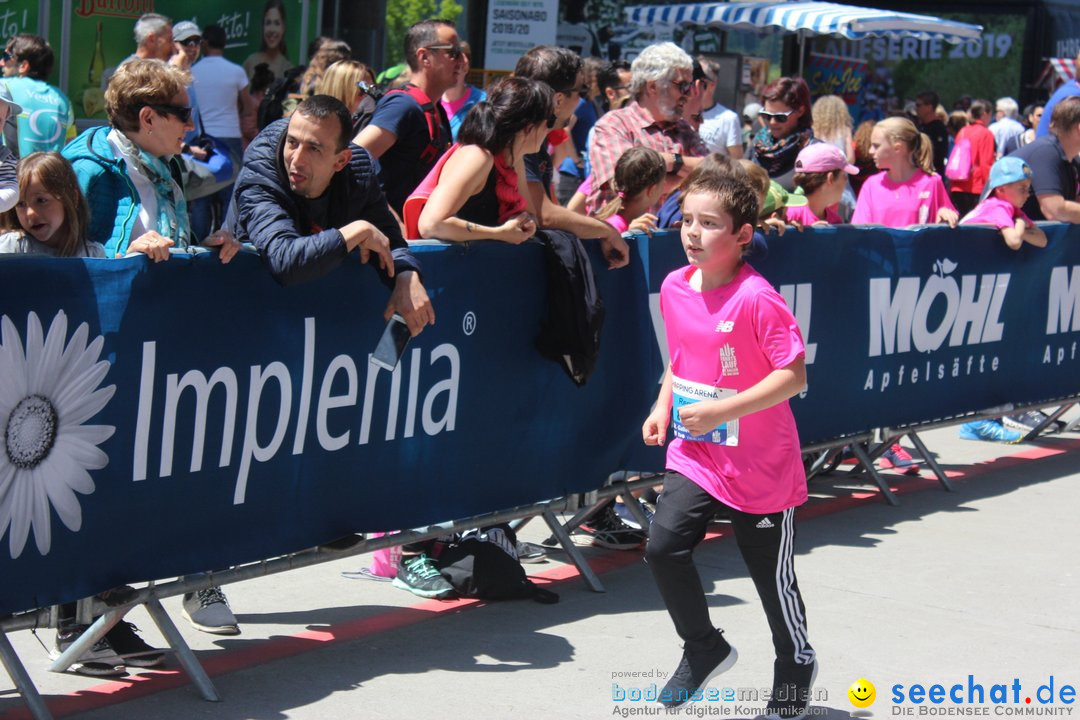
[596,60,630,112]
[202,24,227,51]
[295,95,353,151]
[681,175,760,231]
[404,19,455,72]
[250,62,275,96]
[5,34,53,79]
[792,169,842,196]
[514,45,583,94]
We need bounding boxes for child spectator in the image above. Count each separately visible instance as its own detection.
[959,156,1047,250]
[851,117,959,228]
[0,152,104,257]
[593,146,665,235]
[789,143,858,226]
[641,174,815,710]
[956,156,1048,444]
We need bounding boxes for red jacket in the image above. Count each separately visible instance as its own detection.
[950,121,995,194]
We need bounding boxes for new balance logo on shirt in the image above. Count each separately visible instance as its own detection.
[755,517,775,529]
[715,320,735,333]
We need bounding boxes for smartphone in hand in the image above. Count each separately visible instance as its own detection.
[370,314,411,371]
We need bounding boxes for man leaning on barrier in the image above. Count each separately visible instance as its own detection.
[1008,95,1080,224]
[226,94,435,336]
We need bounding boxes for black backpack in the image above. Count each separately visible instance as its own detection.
[436,526,558,603]
[534,229,606,386]
[257,65,307,130]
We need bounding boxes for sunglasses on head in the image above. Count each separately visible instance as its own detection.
[180,37,201,47]
[147,103,193,124]
[424,43,464,60]
[760,110,795,122]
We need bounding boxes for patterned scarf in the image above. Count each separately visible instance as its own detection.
[753,126,814,178]
[110,128,191,249]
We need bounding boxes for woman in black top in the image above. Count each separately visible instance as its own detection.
[417,76,553,242]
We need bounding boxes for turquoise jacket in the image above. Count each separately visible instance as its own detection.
[62,126,185,257]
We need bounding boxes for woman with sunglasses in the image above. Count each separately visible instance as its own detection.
[63,59,241,260]
[749,77,815,191]
[413,76,553,243]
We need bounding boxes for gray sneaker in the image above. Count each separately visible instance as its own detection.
[182,586,240,635]
[52,626,126,677]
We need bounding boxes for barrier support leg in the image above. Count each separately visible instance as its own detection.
[144,598,219,702]
[542,511,605,593]
[907,432,954,492]
[610,478,652,538]
[47,607,123,673]
[0,630,53,720]
[1025,404,1074,441]
[849,442,899,506]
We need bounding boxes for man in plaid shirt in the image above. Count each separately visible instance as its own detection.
[588,42,708,212]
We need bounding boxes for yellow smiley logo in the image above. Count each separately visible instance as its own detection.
[848,678,876,708]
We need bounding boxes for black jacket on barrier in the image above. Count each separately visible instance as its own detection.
[226,118,421,287]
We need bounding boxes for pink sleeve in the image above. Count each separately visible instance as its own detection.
[932,174,956,214]
[961,200,1013,229]
[606,213,630,233]
[851,179,874,223]
[753,288,805,371]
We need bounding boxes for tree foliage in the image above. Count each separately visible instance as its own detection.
[384,0,464,69]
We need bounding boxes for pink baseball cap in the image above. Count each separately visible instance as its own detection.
[794,143,858,175]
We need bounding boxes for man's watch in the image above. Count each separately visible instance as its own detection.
[670,152,684,175]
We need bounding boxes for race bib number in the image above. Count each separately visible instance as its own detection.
[671,375,739,445]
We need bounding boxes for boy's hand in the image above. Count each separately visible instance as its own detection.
[937,207,959,228]
[642,408,670,446]
[677,400,728,437]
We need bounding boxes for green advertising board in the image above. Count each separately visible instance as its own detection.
[47,0,319,123]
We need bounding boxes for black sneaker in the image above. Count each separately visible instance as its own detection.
[764,658,819,719]
[392,554,456,599]
[659,630,738,708]
[581,501,646,550]
[52,626,125,677]
[105,621,165,668]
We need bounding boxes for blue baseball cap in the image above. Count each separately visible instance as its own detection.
[986,156,1032,193]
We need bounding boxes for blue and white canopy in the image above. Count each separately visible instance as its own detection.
[624,1,983,43]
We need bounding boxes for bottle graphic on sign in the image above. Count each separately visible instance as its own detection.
[83,22,107,117]
[88,22,105,85]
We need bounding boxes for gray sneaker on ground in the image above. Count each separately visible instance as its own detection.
[182,586,240,635]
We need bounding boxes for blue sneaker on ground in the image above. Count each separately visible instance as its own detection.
[959,420,1022,443]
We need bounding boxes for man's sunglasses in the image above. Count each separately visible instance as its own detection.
[670,80,693,96]
[760,110,796,123]
[180,37,201,47]
[0,52,11,63]
[424,44,464,60]
[147,103,193,124]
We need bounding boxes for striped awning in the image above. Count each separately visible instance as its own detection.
[624,2,983,43]
[1050,57,1077,81]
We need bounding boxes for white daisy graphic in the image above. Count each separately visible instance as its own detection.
[0,311,115,558]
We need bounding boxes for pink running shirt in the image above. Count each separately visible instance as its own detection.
[660,263,808,514]
[605,213,629,233]
[785,203,843,226]
[960,196,1032,229]
[851,170,955,227]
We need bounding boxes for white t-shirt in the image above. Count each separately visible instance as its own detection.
[698,103,742,155]
[191,56,249,139]
[0,230,106,257]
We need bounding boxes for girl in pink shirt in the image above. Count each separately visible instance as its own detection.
[851,117,959,227]
[789,142,858,225]
[593,146,665,234]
